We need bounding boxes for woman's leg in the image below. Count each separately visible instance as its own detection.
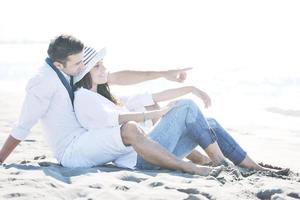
[186,151,211,165]
[145,102,211,165]
[176,100,226,166]
[136,99,227,170]
[121,121,213,175]
[206,118,269,170]
[172,133,212,165]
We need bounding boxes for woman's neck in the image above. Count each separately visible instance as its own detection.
[90,83,97,93]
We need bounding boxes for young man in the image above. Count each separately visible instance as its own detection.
[0,35,213,175]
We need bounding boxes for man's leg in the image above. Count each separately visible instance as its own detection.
[207,118,267,170]
[176,99,226,166]
[186,150,211,165]
[145,102,211,165]
[136,99,227,170]
[120,121,212,175]
[173,135,212,165]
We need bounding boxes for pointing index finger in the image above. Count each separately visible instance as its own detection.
[179,67,193,71]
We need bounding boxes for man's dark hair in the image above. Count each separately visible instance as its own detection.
[47,35,84,64]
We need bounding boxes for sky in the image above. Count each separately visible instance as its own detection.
[1,0,300,73]
[0,0,299,130]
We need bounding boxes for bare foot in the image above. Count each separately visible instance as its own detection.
[274,168,290,176]
[187,152,212,166]
[258,162,290,176]
[194,155,212,166]
[209,166,224,177]
[212,159,234,168]
[183,162,224,176]
[258,166,290,176]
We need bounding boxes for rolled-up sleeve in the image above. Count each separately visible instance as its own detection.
[120,93,155,111]
[10,75,57,140]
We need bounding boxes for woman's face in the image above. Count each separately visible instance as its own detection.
[90,60,108,85]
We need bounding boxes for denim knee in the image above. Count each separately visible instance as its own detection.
[175,99,202,123]
[175,99,198,109]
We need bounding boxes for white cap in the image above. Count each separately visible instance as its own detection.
[74,46,106,83]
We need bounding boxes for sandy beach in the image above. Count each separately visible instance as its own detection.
[1,0,300,198]
[0,88,299,200]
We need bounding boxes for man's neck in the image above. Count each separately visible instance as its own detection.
[90,84,97,93]
[59,69,71,82]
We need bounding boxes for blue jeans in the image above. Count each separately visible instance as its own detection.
[135,99,247,170]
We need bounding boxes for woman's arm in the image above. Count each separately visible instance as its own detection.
[152,86,194,102]
[152,86,212,108]
[145,103,161,124]
[118,105,172,125]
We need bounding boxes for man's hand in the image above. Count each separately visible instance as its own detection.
[163,67,192,83]
[0,135,21,164]
[191,87,212,108]
[0,160,5,167]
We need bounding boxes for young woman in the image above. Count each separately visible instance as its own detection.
[67,46,275,175]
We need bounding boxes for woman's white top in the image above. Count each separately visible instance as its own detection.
[73,88,155,169]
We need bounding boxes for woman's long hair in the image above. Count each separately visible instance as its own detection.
[74,72,120,105]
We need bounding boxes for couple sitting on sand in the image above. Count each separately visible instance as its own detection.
[0,35,281,176]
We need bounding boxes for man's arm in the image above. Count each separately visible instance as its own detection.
[152,86,212,108]
[0,75,57,164]
[107,68,192,85]
[0,136,21,164]
[152,86,194,102]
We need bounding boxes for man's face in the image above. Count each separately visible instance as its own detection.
[57,52,84,76]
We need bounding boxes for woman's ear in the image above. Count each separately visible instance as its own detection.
[53,61,64,70]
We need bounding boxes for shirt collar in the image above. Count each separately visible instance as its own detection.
[45,60,71,83]
[59,69,71,83]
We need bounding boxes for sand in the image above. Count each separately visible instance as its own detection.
[0,89,299,200]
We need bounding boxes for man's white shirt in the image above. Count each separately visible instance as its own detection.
[10,62,86,162]
[10,62,155,167]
